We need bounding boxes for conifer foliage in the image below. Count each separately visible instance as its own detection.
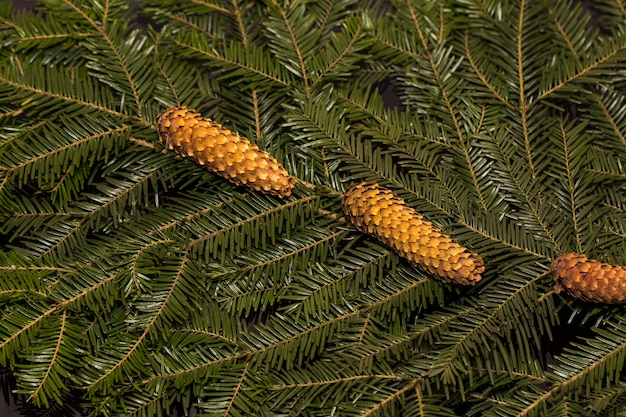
[1,0,626,416]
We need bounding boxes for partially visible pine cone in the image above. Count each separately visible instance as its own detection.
[156,107,295,198]
[341,182,484,285]
[551,253,626,304]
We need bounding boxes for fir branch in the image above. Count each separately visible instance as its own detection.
[516,0,535,180]
[86,249,190,393]
[406,0,490,212]
[60,0,144,117]
[25,310,67,407]
[539,37,626,100]
[267,0,310,93]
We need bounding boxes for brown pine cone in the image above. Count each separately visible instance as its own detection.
[551,253,626,304]
[341,182,484,285]
[156,107,295,198]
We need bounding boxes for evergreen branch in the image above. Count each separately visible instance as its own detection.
[54,270,119,311]
[378,35,423,58]
[169,13,216,39]
[388,141,467,214]
[317,0,336,35]
[539,39,626,100]
[558,119,584,253]
[0,265,70,274]
[516,0,536,182]
[12,53,23,76]
[0,303,57,352]
[223,361,250,417]
[219,284,290,317]
[244,309,362,370]
[0,174,9,198]
[286,248,395,321]
[49,165,73,195]
[0,72,144,124]
[436,5,444,44]
[426,306,479,383]
[212,229,343,279]
[192,0,233,15]
[470,366,547,383]
[406,0,489,212]
[28,309,66,407]
[358,311,372,344]
[486,314,626,417]
[170,328,239,348]
[40,220,84,259]
[251,89,263,142]
[129,137,156,149]
[362,380,418,417]
[0,14,14,28]
[150,194,231,235]
[310,23,363,89]
[548,6,580,62]
[83,169,159,230]
[16,32,92,43]
[142,309,362,387]
[129,239,177,295]
[182,193,320,264]
[271,373,404,390]
[587,168,626,179]
[102,0,111,24]
[592,91,626,148]
[118,387,179,417]
[415,383,425,416]
[0,107,29,121]
[3,1,626,414]
[88,251,189,391]
[370,20,424,60]
[487,132,561,253]
[188,195,318,247]
[140,346,241,386]
[351,304,455,371]
[515,331,626,417]
[429,271,552,385]
[463,32,515,110]
[171,39,290,87]
[269,0,309,93]
[337,92,449,147]
[619,0,626,17]
[152,42,184,108]
[61,0,143,117]
[0,289,48,298]
[0,125,131,173]
[364,272,432,316]
[584,383,626,415]
[289,102,451,214]
[462,217,549,260]
[230,0,248,46]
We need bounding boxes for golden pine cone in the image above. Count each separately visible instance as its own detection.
[155,107,295,198]
[551,253,626,304]
[341,182,484,285]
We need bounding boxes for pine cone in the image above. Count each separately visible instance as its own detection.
[155,107,295,198]
[551,253,626,304]
[341,182,484,285]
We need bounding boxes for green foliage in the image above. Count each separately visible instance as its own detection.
[1,0,626,416]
